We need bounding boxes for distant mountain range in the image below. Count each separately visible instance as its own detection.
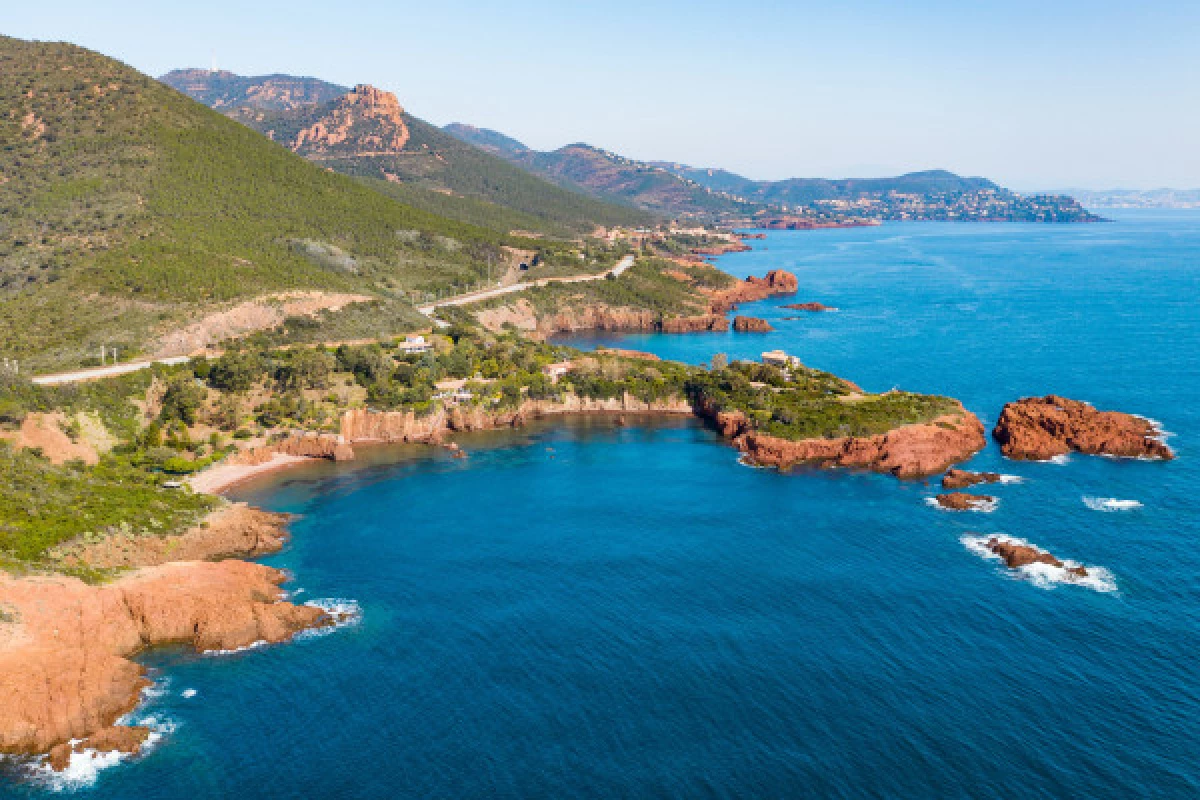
[445,124,1099,224]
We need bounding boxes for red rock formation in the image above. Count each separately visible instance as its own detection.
[705,402,986,479]
[985,537,1088,578]
[993,395,1173,461]
[0,561,332,761]
[291,85,410,157]
[708,270,798,312]
[233,432,355,465]
[781,302,836,312]
[942,469,1004,489]
[935,492,995,510]
[733,315,774,332]
[660,314,729,333]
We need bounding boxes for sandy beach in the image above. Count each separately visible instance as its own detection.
[187,452,313,495]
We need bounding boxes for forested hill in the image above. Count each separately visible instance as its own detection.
[0,37,544,369]
[443,124,754,218]
[653,166,999,206]
[162,71,653,237]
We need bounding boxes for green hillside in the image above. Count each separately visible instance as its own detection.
[0,37,534,370]
[162,71,654,237]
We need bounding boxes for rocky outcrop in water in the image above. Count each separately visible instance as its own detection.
[985,537,1088,578]
[942,469,1004,489]
[992,395,1173,461]
[935,492,995,511]
[733,315,773,332]
[700,401,986,479]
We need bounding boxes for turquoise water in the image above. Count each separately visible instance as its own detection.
[5,211,1200,797]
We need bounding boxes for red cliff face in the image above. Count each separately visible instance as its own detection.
[992,395,1173,461]
[704,402,986,479]
[291,84,410,157]
[733,315,773,332]
[0,562,331,759]
[660,314,729,333]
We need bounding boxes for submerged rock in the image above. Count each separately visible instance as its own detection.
[781,302,836,312]
[942,469,1004,489]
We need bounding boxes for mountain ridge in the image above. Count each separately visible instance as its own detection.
[162,72,653,236]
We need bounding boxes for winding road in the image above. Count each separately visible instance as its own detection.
[29,255,638,386]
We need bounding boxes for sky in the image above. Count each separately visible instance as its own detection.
[6,0,1199,189]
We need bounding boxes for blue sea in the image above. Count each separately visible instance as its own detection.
[6,211,1200,797]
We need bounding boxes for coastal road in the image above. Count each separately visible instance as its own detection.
[416,254,635,315]
[32,356,194,386]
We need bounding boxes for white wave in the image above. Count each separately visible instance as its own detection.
[961,534,1116,593]
[736,454,767,469]
[29,743,128,792]
[1047,453,1071,465]
[181,689,197,699]
[925,496,998,513]
[997,474,1024,484]
[202,639,268,657]
[1083,497,1143,512]
[295,598,363,641]
[25,709,176,791]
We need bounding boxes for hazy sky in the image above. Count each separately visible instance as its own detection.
[7,0,1199,189]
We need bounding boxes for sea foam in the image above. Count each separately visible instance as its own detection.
[1083,497,1144,512]
[961,534,1116,593]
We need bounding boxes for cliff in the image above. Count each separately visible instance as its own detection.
[340,394,695,444]
[0,561,331,758]
[704,402,986,479]
[992,395,1173,461]
[733,316,773,332]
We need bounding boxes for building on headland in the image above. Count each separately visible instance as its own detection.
[762,350,803,369]
[396,334,432,355]
[542,361,574,384]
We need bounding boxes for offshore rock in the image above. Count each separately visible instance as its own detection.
[993,395,1173,461]
[733,315,773,332]
[935,492,995,511]
[985,537,1089,578]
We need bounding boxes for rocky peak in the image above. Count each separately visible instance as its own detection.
[292,84,410,156]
